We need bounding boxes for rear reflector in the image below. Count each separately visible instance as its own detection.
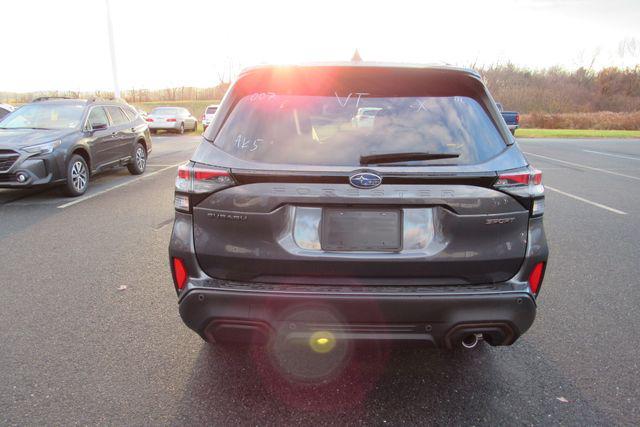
[146,118,154,122]
[529,262,545,294]
[172,257,188,290]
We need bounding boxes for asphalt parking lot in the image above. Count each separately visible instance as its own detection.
[1,135,639,426]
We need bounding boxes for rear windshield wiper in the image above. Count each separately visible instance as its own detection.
[359,151,460,165]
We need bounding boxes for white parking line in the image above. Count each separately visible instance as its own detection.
[583,149,640,161]
[545,185,627,215]
[57,163,181,209]
[524,152,640,181]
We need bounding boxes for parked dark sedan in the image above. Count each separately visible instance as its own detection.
[0,98,151,196]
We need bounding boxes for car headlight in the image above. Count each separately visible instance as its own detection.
[23,140,62,154]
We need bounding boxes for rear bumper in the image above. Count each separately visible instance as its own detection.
[170,211,547,348]
[149,122,180,130]
[178,285,536,348]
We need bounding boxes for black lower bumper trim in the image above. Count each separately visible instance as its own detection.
[178,288,536,348]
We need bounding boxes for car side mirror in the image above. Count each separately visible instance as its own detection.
[91,122,108,131]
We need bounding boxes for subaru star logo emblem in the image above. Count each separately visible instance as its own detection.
[349,171,382,189]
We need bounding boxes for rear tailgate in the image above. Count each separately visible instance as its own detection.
[190,65,529,286]
[192,166,528,285]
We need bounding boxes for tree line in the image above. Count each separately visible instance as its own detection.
[2,65,640,115]
[0,83,230,105]
[481,64,640,113]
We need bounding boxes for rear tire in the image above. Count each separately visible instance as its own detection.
[127,142,147,175]
[63,154,89,197]
[177,123,185,135]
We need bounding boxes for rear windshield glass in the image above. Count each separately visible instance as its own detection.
[150,107,180,115]
[205,107,218,114]
[213,95,505,166]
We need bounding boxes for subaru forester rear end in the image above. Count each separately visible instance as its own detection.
[169,64,548,349]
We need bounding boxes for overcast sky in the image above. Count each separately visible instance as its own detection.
[1,0,639,92]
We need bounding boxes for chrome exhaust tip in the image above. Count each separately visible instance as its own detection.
[461,333,481,349]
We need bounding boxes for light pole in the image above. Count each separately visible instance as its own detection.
[105,0,120,99]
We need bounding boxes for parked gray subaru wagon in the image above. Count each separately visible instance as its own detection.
[169,63,548,350]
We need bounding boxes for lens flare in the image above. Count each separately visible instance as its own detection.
[309,331,336,353]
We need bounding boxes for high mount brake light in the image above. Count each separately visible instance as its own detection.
[494,167,544,216]
[174,163,235,212]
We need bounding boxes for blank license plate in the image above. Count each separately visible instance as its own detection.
[321,209,402,251]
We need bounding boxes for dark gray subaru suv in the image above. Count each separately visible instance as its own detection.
[0,98,151,196]
[169,64,548,350]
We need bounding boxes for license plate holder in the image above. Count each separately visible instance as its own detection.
[321,208,402,251]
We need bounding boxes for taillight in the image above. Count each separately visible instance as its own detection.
[146,118,154,122]
[495,171,530,186]
[494,167,544,216]
[515,113,520,124]
[172,257,188,291]
[177,167,190,180]
[528,262,545,294]
[167,118,177,122]
[174,162,235,212]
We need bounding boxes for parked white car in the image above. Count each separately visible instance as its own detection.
[146,107,197,134]
[201,104,219,131]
